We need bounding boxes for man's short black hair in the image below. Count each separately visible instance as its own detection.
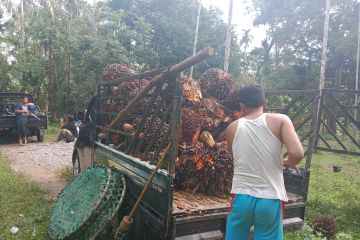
[238,84,265,108]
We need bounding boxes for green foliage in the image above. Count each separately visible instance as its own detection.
[250,0,359,91]
[305,151,360,238]
[108,0,242,78]
[59,165,74,183]
[46,122,61,142]
[0,0,242,118]
[285,225,354,240]
[285,225,326,240]
[0,154,51,239]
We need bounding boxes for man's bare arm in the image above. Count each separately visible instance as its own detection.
[281,115,304,167]
[225,121,238,156]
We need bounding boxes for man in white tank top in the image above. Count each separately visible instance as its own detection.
[225,84,304,240]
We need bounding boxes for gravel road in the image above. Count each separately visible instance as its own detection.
[0,140,74,198]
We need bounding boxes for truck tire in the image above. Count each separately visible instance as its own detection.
[37,130,45,142]
[73,152,81,177]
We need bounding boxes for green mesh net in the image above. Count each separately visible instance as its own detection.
[48,166,125,240]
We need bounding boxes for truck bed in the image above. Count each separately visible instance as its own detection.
[172,190,304,238]
[172,190,304,216]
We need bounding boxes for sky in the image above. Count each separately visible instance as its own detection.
[201,0,267,48]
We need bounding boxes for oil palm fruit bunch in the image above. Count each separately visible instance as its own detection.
[180,107,207,145]
[200,142,233,195]
[176,141,233,196]
[142,116,171,148]
[311,216,338,239]
[119,79,149,97]
[102,64,133,81]
[199,68,234,101]
[181,77,202,107]
[176,141,205,190]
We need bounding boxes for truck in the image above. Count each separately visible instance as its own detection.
[0,92,47,142]
[72,49,312,239]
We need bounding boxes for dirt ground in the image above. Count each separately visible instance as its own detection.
[0,138,74,198]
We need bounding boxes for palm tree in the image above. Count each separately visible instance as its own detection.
[240,29,253,75]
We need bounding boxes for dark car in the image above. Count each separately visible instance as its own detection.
[0,92,47,142]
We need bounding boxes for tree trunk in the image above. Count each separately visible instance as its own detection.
[224,0,233,72]
[47,39,56,120]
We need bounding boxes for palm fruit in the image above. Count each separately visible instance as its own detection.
[176,141,233,196]
[180,108,205,145]
[102,64,133,81]
[181,76,202,107]
[176,141,205,190]
[199,68,234,101]
[200,98,226,121]
[200,141,233,195]
[222,87,240,111]
[119,79,149,97]
[311,216,338,239]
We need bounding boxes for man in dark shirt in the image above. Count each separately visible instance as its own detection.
[56,116,78,142]
[15,97,29,146]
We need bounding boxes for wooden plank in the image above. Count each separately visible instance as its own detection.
[316,147,360,156]
[318,133,332,149]
[99,67,166,86]
[295,114,312,132]
[290,96,316,121]
[320,119,348,150]
[327,93,360,129]
[305,101,319,171]
[281,93,303,114]
[323,105,360,149]
[266,89,319,95]
[96,125,133,137]
[134,97,167,154]
[314,93,325,148]
[125,84,164,154]
[140,105,173,160]
[342,105,360,111]
[149,128,172,165]
[323,88,360,95]
[168,76,183,175]
[300,131,312,143]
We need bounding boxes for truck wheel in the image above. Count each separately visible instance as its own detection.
[37,130,45,142]
[73,152,81,177]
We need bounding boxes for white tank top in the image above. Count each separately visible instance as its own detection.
[231,113,288,202]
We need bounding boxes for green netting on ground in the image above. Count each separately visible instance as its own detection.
[48,166,125,240]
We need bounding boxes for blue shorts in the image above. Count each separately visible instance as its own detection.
[226,194,284,240]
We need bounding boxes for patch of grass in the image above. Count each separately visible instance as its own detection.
[59,165,73,183]
[0,154,52,239]
[45,122,60,142]
[285,151,360,239]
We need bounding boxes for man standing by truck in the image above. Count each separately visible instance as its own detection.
[15,97,29,146]
[225,84,304,239]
